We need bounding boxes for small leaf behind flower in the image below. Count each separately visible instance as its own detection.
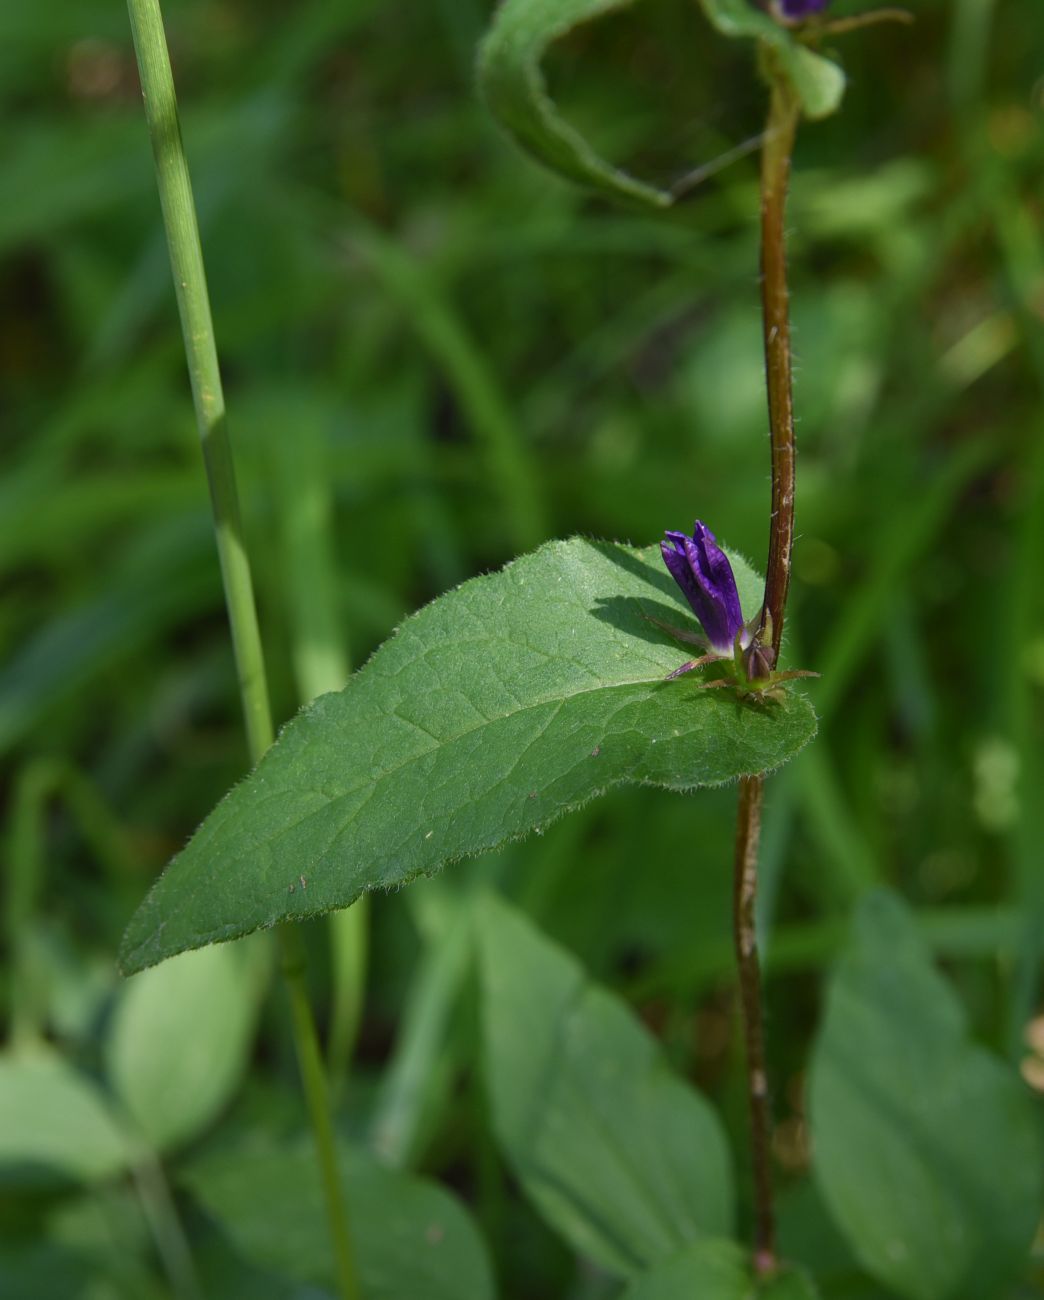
[698,0,845,119]
[120,538,816,973]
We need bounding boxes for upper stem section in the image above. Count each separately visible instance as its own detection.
[757,68,801,662]
[127,0,273,763]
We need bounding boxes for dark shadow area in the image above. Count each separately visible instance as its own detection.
[590,594,695,649]
[586,540,696,647]
[588,540,674,593]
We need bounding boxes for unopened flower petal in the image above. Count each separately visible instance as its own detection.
[660,521,746,655]
[780,0,830,17]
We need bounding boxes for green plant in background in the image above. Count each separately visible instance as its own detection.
[2,0,1043,1297]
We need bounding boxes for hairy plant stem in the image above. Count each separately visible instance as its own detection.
[758,73,800,663]
[126,4,359,1296]
[732,774,773,1274]
[731,63,800,1277]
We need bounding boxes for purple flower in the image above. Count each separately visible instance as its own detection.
[780,0,830,16]
[660,522,747,656]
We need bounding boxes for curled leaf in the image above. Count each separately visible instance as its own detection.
[477,0,673,207]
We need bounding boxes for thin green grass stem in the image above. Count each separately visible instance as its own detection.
[125,3,359,1295]
[6,758,135,1049]
[369,881,473,1169]
[132,1146,203,1300]
[348,217,545,553]
[984,189,1044,1050]
[948,0,997,112]
[126,0,271,760]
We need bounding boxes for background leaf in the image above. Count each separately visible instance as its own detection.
[759,1267,821,1300]
[0,1053,130,1184]
[477,0,673,208]
[621,1242,819,1300]
[478,894,734,1276]
[106,940,266,1151]
[120,538,817,972]
[809,890,1042,1300]
[182,1138,494,1300]
[620,1240,749,1300]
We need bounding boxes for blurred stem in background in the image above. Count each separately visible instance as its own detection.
[6,758,135,1050]
[347,217,546,554]
[732,60,800,1277]
[131,1146,203,1300]
[948,0,1044,1060]
[267,416,368,1083]
[124,2,360,1296]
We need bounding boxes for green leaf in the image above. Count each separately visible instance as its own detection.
[759,1267,820,1300]
[106,941,266,1151]
[0,1052,131,1184]
[621,1242,819,1300]
[181,1138,494,1300]
[120,538,816,973]
[0,1239,99,1300]
[619,1240,749,1299]
[809,890,1042,1300]
[477,0,673,208]
[478,894,734,1276]
[698,0,845,120]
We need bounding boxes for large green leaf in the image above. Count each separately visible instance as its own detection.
[477,0,673,208]
[106,941,266,1151]
[809,891,1042,1300]
[478,894,733,1276]
[120,538,816,973]
[181,1138,494,1300]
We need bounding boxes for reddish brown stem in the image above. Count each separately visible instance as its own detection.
[733,773,775,1274]
[757,76,800,662]
[730,63,802,1278]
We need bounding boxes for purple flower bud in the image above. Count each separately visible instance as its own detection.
[743,642,777,682]
[660,522,747,656]
[780,0,831,16]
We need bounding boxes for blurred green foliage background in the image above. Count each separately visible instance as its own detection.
[2,0,1043,1295]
